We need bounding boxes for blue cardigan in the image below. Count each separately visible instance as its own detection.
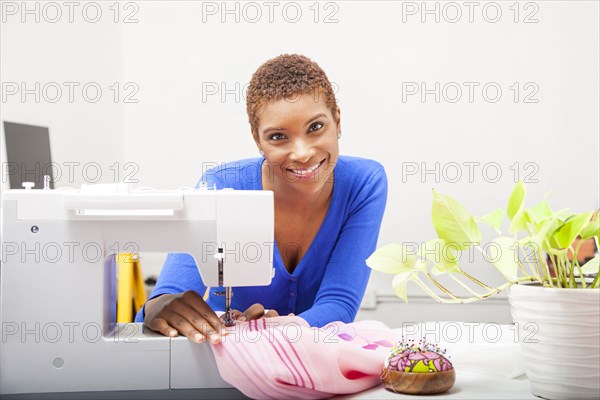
[135,156,387,327]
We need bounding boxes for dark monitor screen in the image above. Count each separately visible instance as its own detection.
[3,121,54,189]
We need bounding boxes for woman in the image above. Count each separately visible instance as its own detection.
[135,54,387,345]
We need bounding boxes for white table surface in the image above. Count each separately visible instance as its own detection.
[340,371,535,399]
[339,321,537,399]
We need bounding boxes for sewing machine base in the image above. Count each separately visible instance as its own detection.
[0,188,274,396]
[0,388,247,400]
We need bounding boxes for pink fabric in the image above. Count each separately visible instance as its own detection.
[210,316,397,399]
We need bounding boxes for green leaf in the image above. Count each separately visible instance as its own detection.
[546,246,568,257]
[366,243,417,274]
[418,239,458,265]
[544,217,564,251]
[557,209,575,219]
[392,271,418,303]
[553,212,594,249]
[411,259,428,272]
[432,189,482,249]
[431,262,461,276]
[581,255,599,275]
[580,213,599,240]
[479,208,504,232]
[526,199,552,226]
[518,235,536,251]
[487,237,520,281]
[519,215,558,253]
[509,208,529,234]
[418,239,460,276]
[507,181,526,220]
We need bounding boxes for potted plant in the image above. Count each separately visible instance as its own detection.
[366,181,599,400]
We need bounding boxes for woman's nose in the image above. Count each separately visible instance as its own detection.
[289,139,314,163]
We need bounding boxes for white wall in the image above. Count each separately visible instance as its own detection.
[1,2,124,190]
[2,1,599,324]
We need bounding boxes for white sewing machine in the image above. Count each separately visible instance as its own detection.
[0,183,274,398]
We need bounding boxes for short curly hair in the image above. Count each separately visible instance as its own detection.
[246,54,338,136]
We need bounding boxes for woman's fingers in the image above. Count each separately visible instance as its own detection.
[166,312,207,344]
[264,309,280,318]
[239,303,265,321]
[146,317,178,338]
[177,290,226,341]
[169,299,221,344]
[144,291,226,344]
[237,304,281,320]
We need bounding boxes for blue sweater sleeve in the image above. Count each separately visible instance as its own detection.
[134,253,207,322]
[297,167,388,327]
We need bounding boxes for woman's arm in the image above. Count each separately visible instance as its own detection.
[134,253,208,323]
[298,167,388,327]
[137,253,272,341]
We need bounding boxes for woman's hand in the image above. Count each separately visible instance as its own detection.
[144,291,226,344]
[228,303,280,322]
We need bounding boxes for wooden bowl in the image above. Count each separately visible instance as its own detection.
[381,368,455,395]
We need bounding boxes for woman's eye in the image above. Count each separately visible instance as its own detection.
[308,122,324,133]
[269,133,286,141]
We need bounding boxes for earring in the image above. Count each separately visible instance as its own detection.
[259,150,265,156]
[337,131,342,139]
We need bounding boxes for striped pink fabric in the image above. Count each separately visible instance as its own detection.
[210,316,397,399]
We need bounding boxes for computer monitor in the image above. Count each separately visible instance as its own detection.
[3,121,54,189]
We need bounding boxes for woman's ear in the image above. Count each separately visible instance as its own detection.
[252,130,263,154]
[335,107,341,134]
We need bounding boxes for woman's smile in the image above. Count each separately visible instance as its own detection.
[286,158,326,180]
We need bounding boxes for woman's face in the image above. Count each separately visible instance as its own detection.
[254,93,340,195]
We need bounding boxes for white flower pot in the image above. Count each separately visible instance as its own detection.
[508,284,600,399]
